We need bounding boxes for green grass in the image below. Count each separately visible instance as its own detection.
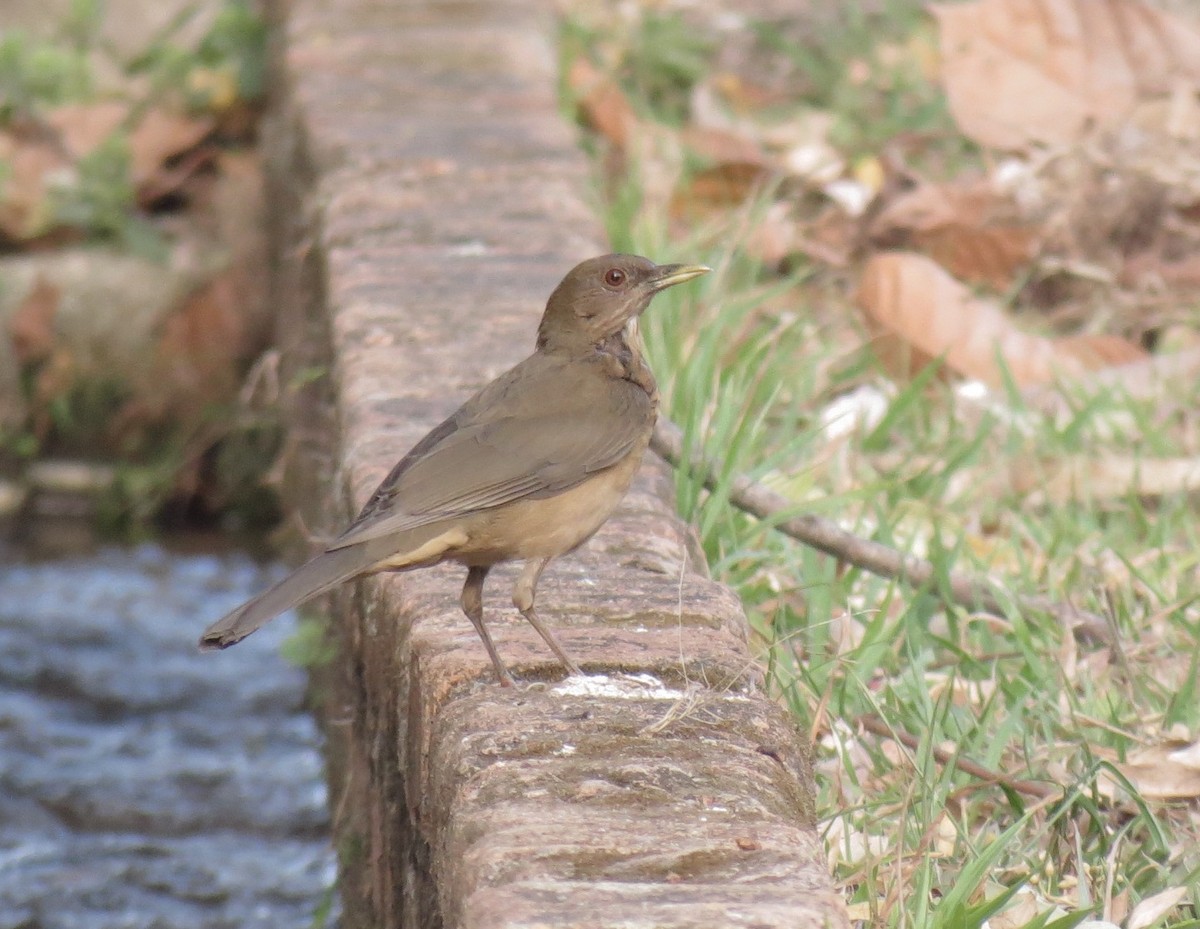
[563,3,1200,926]
[636,220,1200,929]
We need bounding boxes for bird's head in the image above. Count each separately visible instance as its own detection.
[537,254,709,354]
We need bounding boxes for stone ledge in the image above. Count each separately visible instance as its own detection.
[264,0,847,926]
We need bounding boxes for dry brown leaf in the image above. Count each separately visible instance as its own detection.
[931,0,1200,150]
[924,673,996,709]
[708,71,787,114]
[129,108,215,202]
[1054,333,1147,370]
[1122,250,1200,289]
[1127,887,1190,929]
[857,252,1147,387]
[0,132,69,242]
[568,57,638,150]
[198,150,269,264]
[745,201,804,268]
[679,125,765,166]
[38,103,215,217]
[45,102,128,161]
[1111,888,1131,928]
[1098,740,1200,801]
[669,161,772,225]
[148,268,251,421]
[137,144,216,207]
[129,108,214,181]
[1023,345,1200,417]
[985,887,1060,929]
[1016,455,1200,504]
[871,178,1037,289]
[7,276,61,365]
[803,205,858,268]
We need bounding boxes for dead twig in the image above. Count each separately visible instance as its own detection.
[857,714,1060,801]
[651,418,1113,646]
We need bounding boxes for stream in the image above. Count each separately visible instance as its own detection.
[0,530,338,928]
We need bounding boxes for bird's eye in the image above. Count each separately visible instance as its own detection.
[604,268,626,287]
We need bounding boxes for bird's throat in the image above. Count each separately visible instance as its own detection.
[597,326,657,400]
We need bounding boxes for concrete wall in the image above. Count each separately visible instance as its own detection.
[263,0,847,925]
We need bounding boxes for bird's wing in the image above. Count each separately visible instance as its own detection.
[329,370,652,551]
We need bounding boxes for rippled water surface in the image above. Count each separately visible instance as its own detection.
[0,538,337,928]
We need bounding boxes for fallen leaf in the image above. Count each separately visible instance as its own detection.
[7,276,61,365]
[871,178,1037,289]
[803,205,858,268]
[1023,346,1200,417]
[1099,740,1200,801]
[36,103,215,219]
[932,814,956,858]
[985,887,1065,929]
[857,251,1147,387]
[1016,455,1200,504]
[679,125,765,166]
[1054,333,1147,370]
[1127,886,1189,929]
[197,150,269,266]
[924,673,996,709]
[708,71,786,114]
[148,267,252,420]
[136,144,216,207]
[744,201,803,268]
[823,811,892,869]
[1122,251,1200,289]
[1168,740,1200,768]
[768,109,844,187]
[0,131,69,242]
[670,161,773,224]
[568,57,638,150]
[46,102,129,161]
[921,223,1034,290]
[129,108,215,202]
[931,0,1200,149]
[1111,887,1131,928]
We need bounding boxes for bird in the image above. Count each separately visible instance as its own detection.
[199,254,709,684]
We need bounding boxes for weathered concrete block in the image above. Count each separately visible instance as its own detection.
[264,0,847,926]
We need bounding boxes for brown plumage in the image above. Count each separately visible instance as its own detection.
[199,254,709,684]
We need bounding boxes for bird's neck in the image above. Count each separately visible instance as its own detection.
[596,329,658,402]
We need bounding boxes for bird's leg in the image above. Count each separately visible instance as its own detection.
[460,565,514,686]
[513,558,584,677]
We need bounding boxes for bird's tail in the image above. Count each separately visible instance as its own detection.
[199,545,375,650]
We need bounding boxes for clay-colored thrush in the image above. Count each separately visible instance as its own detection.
[199,254,708,684]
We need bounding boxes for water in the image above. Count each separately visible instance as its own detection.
[0,535,338,928]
